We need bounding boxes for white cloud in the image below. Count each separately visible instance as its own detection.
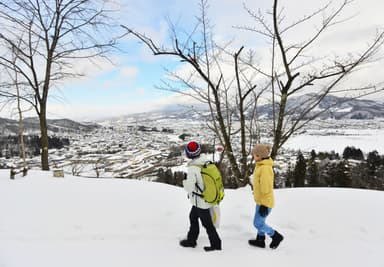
[43,92,203,121]
[120,66,138,79]
[45,102,150,121]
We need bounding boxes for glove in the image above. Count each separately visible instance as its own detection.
[259,205,268,217]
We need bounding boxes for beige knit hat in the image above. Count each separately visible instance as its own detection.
[253,144,271,158]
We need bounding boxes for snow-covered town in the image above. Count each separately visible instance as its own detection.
[2,111,384,185]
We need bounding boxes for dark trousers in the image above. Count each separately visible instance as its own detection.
[187,206,221,247]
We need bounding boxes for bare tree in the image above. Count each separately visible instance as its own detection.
[240,0,384,158]
[0,37,30,175]
[124,0,383,186]
[71,162,84,176]
[0,0,118,170]
[122,0,265,186]
[12,45,30,175]
[93,158,105,178]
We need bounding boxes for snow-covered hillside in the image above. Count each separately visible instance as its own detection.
[0,170,383,267]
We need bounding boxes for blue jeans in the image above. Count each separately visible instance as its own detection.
[253,205,275,236]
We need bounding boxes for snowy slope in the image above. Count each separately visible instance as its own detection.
[0,170,383,267]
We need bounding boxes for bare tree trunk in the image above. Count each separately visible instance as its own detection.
[39,103,49,171]
[16,80,27,175]
[271,93,287,159]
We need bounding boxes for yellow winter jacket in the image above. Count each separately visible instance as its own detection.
[252,157,275,208]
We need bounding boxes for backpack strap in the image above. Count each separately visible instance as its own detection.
[191,163,205,197]
[193,187,204,196]
[203,161,213,168]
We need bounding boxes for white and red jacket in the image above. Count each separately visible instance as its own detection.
[182,155,212,209]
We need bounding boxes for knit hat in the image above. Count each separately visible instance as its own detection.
[253,144,271,158]
[185,141,202,159]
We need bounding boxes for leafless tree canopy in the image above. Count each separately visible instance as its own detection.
[0,0,116,96]
[122,0,384,186]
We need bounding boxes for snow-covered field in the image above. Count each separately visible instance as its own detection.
[284,128,384,154]
[1,170,383,267]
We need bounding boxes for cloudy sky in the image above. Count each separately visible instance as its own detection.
[2,0,383,121]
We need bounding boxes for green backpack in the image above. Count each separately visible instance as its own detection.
[193,161,224,205]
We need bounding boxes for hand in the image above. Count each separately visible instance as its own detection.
[259,205,268,217]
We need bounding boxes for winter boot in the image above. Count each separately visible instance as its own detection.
[248,235,265,248]
[179,239,196,248]
[203,245,222,252]
[269,231,284,249]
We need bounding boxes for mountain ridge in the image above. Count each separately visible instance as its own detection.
[1,94,383,132]
[124,94,384,121]
[0,117,100,136]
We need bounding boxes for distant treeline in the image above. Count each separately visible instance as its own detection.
[0,135,69,158]
[279,146,384,190]
[157,145,384,191]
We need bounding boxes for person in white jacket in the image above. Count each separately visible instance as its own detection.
[179,141,222,251]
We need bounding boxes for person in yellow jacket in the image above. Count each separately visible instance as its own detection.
[248,144,284,249]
